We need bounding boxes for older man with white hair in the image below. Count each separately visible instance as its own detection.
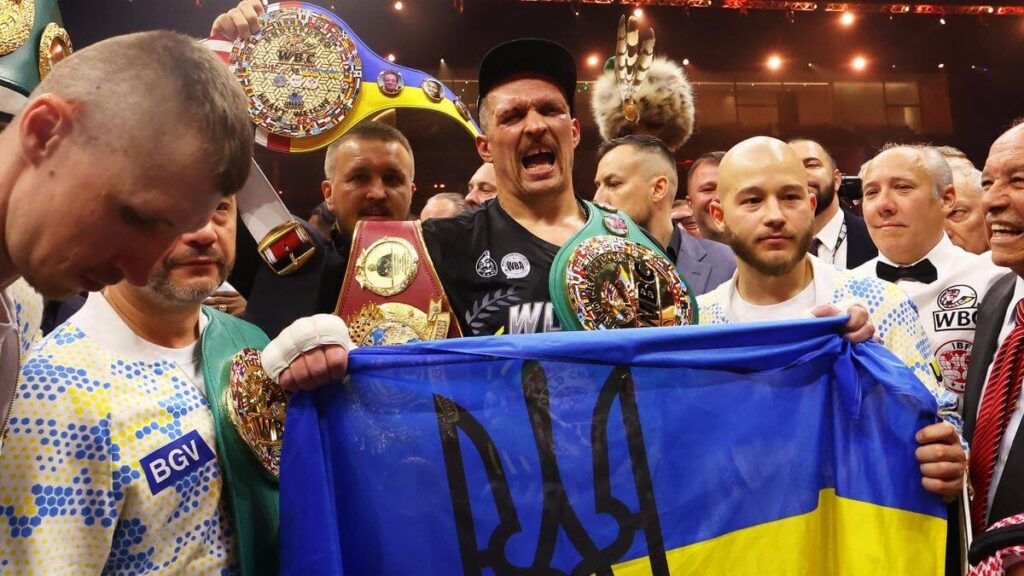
[935,147,990,255]
[856,144,1005,409]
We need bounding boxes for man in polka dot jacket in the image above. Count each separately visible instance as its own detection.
[0,198,278,575]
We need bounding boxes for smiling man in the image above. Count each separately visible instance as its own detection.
[855,144,1004,408]
[962,123,1024,570]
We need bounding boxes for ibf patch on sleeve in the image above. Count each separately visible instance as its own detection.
[139,430,216,495]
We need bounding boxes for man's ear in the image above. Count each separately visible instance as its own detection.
[18,94,75,166]
[940,184,956,212]
[709,198,725,228]
[831,168,842,196]
[321,180,334,209]
[808,191,818,214]
[650,175,670,203]
[570,117,581,149]
[475,134,494,164]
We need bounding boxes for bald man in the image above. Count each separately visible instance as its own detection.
[697,136,965,501]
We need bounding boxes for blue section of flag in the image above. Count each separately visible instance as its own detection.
[279,317,945,575]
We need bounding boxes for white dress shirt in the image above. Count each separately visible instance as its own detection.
[857,234,1006,409]
[812,208,848,268]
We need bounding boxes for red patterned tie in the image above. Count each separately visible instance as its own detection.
[971,299,1024,532]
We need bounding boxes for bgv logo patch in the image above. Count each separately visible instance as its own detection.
[140,430,216,495]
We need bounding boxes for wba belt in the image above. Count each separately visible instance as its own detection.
[549,201,698,331]
[336,220,462,345]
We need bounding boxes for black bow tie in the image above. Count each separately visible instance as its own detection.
[876,259,938,284]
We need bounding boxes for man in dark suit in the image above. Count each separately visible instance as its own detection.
[963,122,1024,572]
[790,139,877,268]
[594,135,735,296]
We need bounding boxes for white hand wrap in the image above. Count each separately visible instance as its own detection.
[261,314,357,382]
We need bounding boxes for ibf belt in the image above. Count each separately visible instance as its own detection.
[336,220,461,346]
[549,201,698,331]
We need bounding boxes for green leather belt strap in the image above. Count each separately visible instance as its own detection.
[200,308,279,576]
[549,200,698,331]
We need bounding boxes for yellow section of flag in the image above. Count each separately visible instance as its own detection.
[612,489,945,576]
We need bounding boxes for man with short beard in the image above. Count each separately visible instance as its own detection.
[0,198,280,575]
[789,138,877,268]
[698,136,966,502]
[242,121,416,337]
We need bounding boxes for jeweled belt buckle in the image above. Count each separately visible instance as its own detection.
[225,348,288,477]
[258,221,317,276]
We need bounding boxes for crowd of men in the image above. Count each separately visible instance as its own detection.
[0,0,1023,574]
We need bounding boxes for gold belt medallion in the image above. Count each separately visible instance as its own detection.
[0,0,34,56]
[231,4,362,138]
[225,348,288,477]
[37,23,72,80]
[354,236,419,297]
[564,235,690,330]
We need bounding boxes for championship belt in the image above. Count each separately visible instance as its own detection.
[225,348,287,477]
[336,221,461,346]
[207,1,479,153]
[549,201,698,331]
[204,2,479,276]
[0,0,72,119]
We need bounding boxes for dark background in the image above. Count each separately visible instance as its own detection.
[60,1,1024,217]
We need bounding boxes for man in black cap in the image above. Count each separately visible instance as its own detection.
[216,1,605,337]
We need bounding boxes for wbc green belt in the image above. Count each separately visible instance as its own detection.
[550,201,698,331]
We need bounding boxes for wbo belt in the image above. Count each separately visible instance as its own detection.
[549,201,698,331]
[336,220,462,346]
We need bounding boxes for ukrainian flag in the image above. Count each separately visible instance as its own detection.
[280,317,946,575]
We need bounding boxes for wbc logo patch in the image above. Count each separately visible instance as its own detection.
[139,430,216,495]
[933,285,978,332]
